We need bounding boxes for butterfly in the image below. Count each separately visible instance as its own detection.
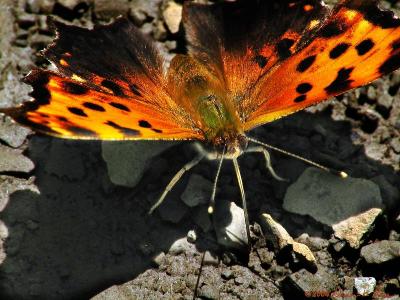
[2,0,400,249]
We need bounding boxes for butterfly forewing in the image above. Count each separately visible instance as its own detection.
[13,18,204,140]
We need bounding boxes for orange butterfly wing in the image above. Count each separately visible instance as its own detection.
[10,18,204,141]
[183,0,400,132]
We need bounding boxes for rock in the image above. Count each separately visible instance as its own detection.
[282,268,339,298]
[295,233,329,251]
[214,200,248,249]
[168,237,194,255]
[203,251,219,266]
[152,252,165,266]
[102,141,177,187]
[157,195,188,224]
[0,145,34,173]
[332,208,382,249]
[354,277,376,296]
[162,1,182,34]
[26,0,54,14]
[93,0,129,19]
[187,229,197,243]
[389,230,400,241]
[58,0,84,10]
[283,168,382,226]
[181,174,212,207]
[198,284,219,300]
[193,208,212,232]
[371,175,400,211]
[260,214,317,272]
[0,176,38,212]
[360,240,400,264]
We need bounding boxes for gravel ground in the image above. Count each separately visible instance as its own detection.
[0,0,399,299]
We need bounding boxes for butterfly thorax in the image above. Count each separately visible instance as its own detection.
[168,54,245,155]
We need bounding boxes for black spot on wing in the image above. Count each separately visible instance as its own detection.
[355,39,374,56]
[129,84,142,97]
[138,120,151,128]
[379,53,400,74]
[296,83,313,94]
[101,80,125,97]
[329,43,350,59]
[253,55,268,68]
[297,55,316,72]
[105,120,140,136]
[325,67,354,94]
[319,21,346,38]
[63,81,88,95]
[152,128,163,133]
[276,38,295,60]
[58,116,68,122]
[67,126,97,136]
[68,107,88,117]
[392,38,400,51]
[16,116,58,135]
[83,102,105,112]
[109,102,130,112]
[294,95,307,103]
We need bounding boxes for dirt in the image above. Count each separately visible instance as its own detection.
[0,0,399,299]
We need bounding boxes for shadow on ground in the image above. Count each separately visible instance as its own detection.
[0,110,398,299]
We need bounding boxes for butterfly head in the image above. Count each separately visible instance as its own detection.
[213,132,248,159]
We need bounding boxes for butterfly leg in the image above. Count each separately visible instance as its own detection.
[149,153,205,214]
[245,146,287,181]
[232,158,251,250]
[208,146,226,215]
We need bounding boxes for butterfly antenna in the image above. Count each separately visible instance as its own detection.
[232,158,251,252]
[193,251,206,300]
[208,145,226,215]
[247,137,348,178]
[149,153,205,215]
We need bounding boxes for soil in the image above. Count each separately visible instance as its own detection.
[0,0,399,299]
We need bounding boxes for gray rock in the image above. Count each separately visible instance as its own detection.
[102,141,177,187]
[193,208,212,232]
[354,277,376,296]
[283,168,382,226]
[162,1,182,34]
[295,233,329,251]
[214,200,248,249]
[0,145,34,173]
[332,208,382,249]
[260,214,317,271]
[181,174,212,207]
[58,0,84,10]
[93,0,129,19]
[0,116,30,148]
[283,268,339,297]
[157,196,188,224]
[360,240,400,264]
[0,176,38,212]
[168,237,195,255]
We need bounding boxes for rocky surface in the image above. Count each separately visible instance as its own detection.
[0,0,399,299]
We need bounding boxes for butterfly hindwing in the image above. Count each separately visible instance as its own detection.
[11,18,203,140]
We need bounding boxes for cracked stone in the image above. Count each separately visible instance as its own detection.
[283,168,382,226]
[360,240,400,264]
[0,144,34,173]
[162,1,182,34]
[181,174,212,207]
[333,208,382,249]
